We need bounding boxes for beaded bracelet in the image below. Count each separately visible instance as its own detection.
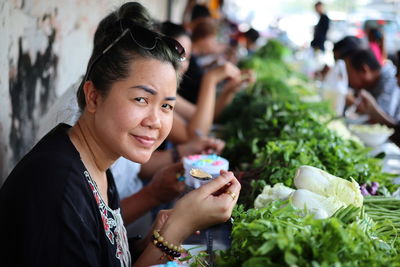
[152,230,185,258]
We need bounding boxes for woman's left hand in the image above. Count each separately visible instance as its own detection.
[162,170,241,240]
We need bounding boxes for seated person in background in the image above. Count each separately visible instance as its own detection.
[227,27,260,63]
[242,28,260,55]
[182,2,212,33]
[356,89,400,146]
[179,18,226,104]
[160,21,255,144]
[354,51,400,146]
[316,36,363,80]
[345,49,400,122]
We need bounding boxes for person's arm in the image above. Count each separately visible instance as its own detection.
[214,86,236,120]
[174,95,196,121]
[214,69,255,120]
[167,112,194,144]
[173,74,218,143]
[120,187,161,225]
[168,62,241,144]
[374,73,400,119]
[357,89,396,127]
[168,76,219,144]
[133,171,241,266]
[139,150,177,180]
[186,73,218,136]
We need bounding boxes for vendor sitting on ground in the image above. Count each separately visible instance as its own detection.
[345,48,400,123]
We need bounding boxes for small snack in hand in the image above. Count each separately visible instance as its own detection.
[183,154,229,188]
[190,168,212,180]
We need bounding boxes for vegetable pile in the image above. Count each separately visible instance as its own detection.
[217,201,400,267]
[214,40,400,266]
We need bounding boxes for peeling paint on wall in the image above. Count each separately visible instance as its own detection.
[8,27,58,165]
[0,1,114,183]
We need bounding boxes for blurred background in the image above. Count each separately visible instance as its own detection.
[224,0,400,60]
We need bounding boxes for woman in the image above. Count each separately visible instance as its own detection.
[160,21,254,143]
[0,2,240,266]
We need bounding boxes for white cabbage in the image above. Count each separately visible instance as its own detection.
[291,189,346,218]
[254,183,295,209]
[294,165,363,207]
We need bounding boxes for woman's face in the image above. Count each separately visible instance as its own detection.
[176,35,192,75]
[94,58,177,164]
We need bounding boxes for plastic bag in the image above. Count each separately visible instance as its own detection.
[321,59,348,116]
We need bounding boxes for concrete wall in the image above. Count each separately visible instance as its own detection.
[0,0,186,184]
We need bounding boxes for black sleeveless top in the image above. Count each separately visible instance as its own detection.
[0,124,131,267]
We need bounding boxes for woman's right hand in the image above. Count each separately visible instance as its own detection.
[160,170,241,241]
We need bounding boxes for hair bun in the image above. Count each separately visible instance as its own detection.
[118,2,154,30]
[93,2,154,46]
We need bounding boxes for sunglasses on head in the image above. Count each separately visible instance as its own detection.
[84,18,186,82]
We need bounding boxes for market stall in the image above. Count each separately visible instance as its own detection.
[184,40,400,266]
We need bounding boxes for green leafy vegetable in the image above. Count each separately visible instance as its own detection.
[217,202,400,266]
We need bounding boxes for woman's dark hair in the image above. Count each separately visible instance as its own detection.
[77,2,181,110]
[93,2,155,47]
[349,49,381,71]
[159,21,189,40]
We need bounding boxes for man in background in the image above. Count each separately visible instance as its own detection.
[311,1,330,52]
